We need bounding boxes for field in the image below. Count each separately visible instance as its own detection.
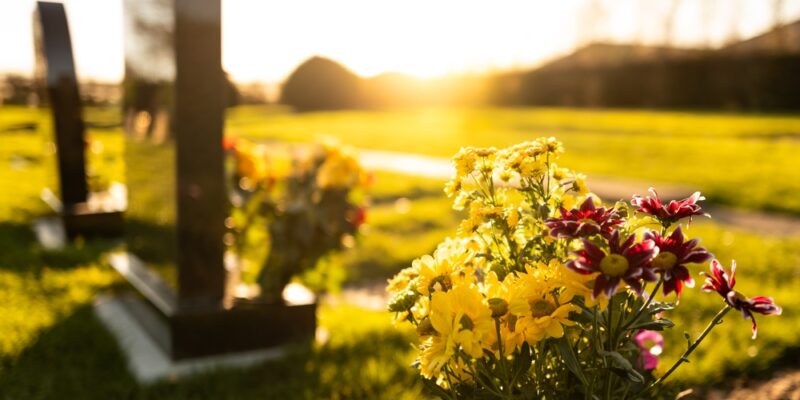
[229,106,800,215]
[0,105,799,398]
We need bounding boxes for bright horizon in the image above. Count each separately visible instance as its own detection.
[2,0,800,84]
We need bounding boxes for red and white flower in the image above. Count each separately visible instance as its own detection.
[701,259,782,339]
[644,227,712,297]
[545,197,623,239]
[631,188,709,224]
[567,230,658,298]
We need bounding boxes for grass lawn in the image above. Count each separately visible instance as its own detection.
[228,105,800,216]
[0,105,798,398]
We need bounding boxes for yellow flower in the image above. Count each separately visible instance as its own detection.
[478,272,527,354]
[316,148,362,189]
[481,271,508,300]
[415,241,475,296]
[551,164,569,181]
[387,267,419,295]
[537,136,564,157]
[573,173,589,195]
[234,140,269,185]
[497,315,525,353]
[507,268,577,345]
[444,178,462,198]
[453,147,477,178]
[519,159,546,178]
[505,207,520,229]
[559,267,610,311]
[558,193,581,211]
[419,335,457,379]
[430,283,493,358]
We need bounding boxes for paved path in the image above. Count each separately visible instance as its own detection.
[697,369,800,400]
[359,150,800,237]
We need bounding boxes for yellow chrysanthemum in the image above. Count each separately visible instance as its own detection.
[234,141,269,184]
[478,272,528,354]
[444,178,462,198]
[387,267,419,295]
[572,173,589,195]
[559,267,610,310]
[505,207,520,229]
[316,148,362,189]
[519,159,546,178]
[453,147,477,178]
[429,283,493,358]
[419,335,457,379]
[415,241,475,296]
[507,269,577,345]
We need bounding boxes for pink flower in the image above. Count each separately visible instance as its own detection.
[545,197,623,239]
[701,260,782,339]
[566,230,658,298]
[631,188,709,225]
[634,330,664,370]
[644,227,712,297]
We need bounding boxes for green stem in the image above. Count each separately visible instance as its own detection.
[621,276,664,333]
[494,318,510,395]
[639,305,732,396]
[604,299,615,400]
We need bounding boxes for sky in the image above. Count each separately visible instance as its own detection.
[2,0,800,84]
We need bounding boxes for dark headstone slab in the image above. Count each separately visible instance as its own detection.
[33,1,124,241]
[113,0,315,361]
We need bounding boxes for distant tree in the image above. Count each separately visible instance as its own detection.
[2,74,37,105]
[280,56,364,111]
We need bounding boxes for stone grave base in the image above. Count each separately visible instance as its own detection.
[33,217,67,250]
[34,186,125,249]
[94,294,292,384]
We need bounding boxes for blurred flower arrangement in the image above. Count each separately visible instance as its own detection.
[387,138,781,399]
[226,137,369,303]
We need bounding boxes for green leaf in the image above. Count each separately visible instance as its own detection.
[422,377,452,399]
[599,349,644,383]
[557,336,589,386]
[510,343,533,386]
[646,301,676,315]
[629,318,675,331]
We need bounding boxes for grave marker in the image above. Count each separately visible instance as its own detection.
[33,1,124,241]
[110,0,315,363]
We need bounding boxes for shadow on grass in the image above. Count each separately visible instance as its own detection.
[142,330,421,399]
[0,304,421,400]
[0,221,116,274]
[0,304,137,399]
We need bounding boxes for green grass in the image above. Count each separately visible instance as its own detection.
[228,105,800,215]
[1,104,799,398]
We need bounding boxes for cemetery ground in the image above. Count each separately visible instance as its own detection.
[1,105,800,398]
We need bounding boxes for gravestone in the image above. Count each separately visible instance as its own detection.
[108,0,315,365]
[33,1,124,241]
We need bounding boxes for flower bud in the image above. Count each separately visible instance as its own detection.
[387,290,419,312]
[488,298,509,318]
[613,201,629,218]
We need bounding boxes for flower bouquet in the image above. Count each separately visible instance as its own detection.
[226,137,368,303]
[387,138,781,399]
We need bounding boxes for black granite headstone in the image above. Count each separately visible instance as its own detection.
[113,0,315,360]
[33,1,123,240]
